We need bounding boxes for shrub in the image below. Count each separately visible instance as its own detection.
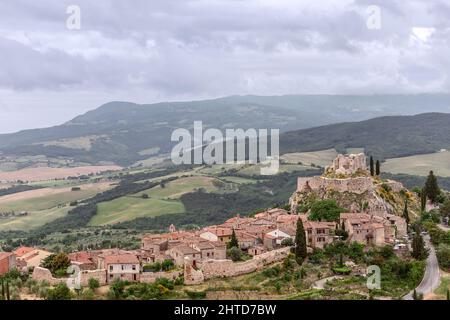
[46,283,72,300]
[309,200,345,222]
[185,290,206,299]
[88,278,100,290]
[281,237,294,247]
[82,288,95,300]
[436,244,450,270]
[227,247,243,262]
[332,266,351,275]
[262,266,281,278]
[161,259,175,271]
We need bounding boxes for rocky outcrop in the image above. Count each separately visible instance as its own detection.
[290,153,420,218]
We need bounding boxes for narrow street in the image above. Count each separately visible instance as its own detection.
[403,236,440,300]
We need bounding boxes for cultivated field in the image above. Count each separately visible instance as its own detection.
[383,151,450,177]
[0,207,70,231]
[141,176,220,199]
[0,182,114,231]
[237,163,312,176]
[89,176,227,226]
[90,198,185,226]
[280,149,338,167]
[0,165,122,182]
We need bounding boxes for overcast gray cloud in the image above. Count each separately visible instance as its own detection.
[0,0,449,133]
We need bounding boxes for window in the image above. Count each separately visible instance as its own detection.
[132,265,136,271]
[109,266,113,271]
[121,265,124,270]
[109,274,113,279]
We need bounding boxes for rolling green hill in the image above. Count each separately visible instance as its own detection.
[280,113,450,160]
[1,94,450,169]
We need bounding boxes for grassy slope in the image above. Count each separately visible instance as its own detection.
[0,183,112,231]
[280,149,338,166]
[383,151,450,177]
[0,207,69,231]
[89,176,225,226]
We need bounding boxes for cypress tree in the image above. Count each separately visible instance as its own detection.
[413,289,418,300]
[424,170,440,204]
[6,281,9,301]
[421,188,427,213]
[447,289,450,300]
[228,229,239,249]
[294,218,307,264]
[1,279,4,300]
[369,156,374,176]
[403,199,410,225]
[412,229,428,260]
[375,160,380,176]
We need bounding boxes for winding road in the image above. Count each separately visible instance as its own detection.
[403,236,440,300]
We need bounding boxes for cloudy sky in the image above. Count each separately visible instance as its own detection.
[0,0,449,133]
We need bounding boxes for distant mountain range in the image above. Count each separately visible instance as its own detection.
[0,94,450,169]
[280,112,450,160]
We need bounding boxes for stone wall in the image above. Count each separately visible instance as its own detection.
[140,270,182,283]
[32,267,107,287]
[32,267,66,285]
[186,247,290,284]
[297,176,373,194]
[80,269,107,287]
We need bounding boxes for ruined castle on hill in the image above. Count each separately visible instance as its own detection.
[289,153,410,216]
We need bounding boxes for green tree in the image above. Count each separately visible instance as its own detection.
[421,188,427,213]
[294,218,307,264]
[41,252,71,275]
[413,289,418,300]
[46,283,72,300]
[403,199,410,225]
[228,229,239,249]
[440,199,450,218]
[369,156,374,176]
[88,278,100,290]
[161,259,175,271]
[412,229,428,260]
[227,247,243,262]
[309,199,345,222]
[281,237,294,247]
[375,160,380,176]
[436,244,450,270]
[424,170,440,204]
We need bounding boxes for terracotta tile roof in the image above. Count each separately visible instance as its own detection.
[278,227,296,236]
[0,252,13,260]
[304,221,336,229]
[172,245,200,255]
[276,215,299,223]
[68,252,94,264]
[104,254,139,265]
[13,247,35,257]
[204,226,233,237]
[209,241,226,248]
[192,241,215,250]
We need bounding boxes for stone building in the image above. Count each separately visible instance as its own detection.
[326,153,367,175]
[97,253,140,282]
[0,252,16,275]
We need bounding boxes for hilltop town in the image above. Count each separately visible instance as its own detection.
[3,153,437,300]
